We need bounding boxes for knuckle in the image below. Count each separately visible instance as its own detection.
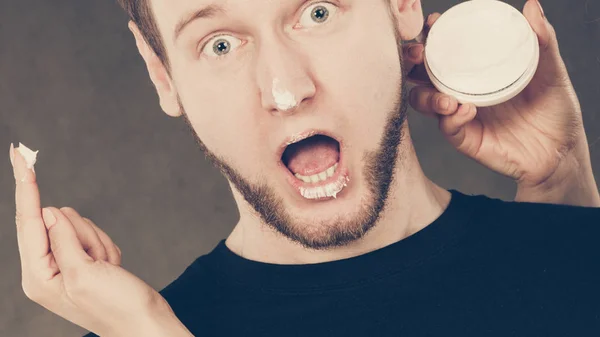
[89,246,108,260]
[427,91,438,107]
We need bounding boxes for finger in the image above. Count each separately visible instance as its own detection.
[403,43,424,75]
[522,0,568,85]
[60,207,108,262]
[83,217,121,266]
[409,86,459,117]
[414,13,442,43]
[404,43,433,85]
[523,0,554,52]
[11,143,50,263]
[43,207,93,273]
[406,13,442,83]
[426,12,442,29]
[438,103,483,156]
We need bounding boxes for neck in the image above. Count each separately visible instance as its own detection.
[226,124,451,265]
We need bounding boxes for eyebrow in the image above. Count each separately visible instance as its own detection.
[173,4,225,41]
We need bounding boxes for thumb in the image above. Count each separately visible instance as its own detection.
[523,0,570,86]
[43,208,92,273]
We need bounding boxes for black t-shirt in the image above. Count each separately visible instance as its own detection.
[84,190,600,336]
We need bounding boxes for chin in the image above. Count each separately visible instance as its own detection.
[274,172,381,250]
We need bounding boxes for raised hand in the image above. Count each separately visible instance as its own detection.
[10,143,191,336]
[403,0,600,206]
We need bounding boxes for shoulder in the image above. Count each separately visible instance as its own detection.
[455,190,600,251]
[460,191,600,226]
[452,192,600,296]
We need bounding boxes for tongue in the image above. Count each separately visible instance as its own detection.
[285,135,340,176]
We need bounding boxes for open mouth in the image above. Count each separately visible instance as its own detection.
[280,133,349,200]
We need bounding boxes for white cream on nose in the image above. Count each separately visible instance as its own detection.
[272,78,297,111]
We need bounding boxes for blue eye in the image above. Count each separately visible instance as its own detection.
[299,2,337,28]
[201,35,242,58]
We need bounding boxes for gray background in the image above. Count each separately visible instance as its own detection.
[1,0,599,335]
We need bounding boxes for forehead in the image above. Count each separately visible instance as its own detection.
[150,0,226,22]
[150,0,295,41]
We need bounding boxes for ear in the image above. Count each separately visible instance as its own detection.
[128,21,182,117]
[389,0,424,41]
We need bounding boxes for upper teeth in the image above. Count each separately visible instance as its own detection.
[294,163,338,183]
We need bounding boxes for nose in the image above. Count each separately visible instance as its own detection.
[255,36,317,115]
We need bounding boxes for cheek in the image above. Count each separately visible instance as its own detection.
[312,12,402,149]
[175,70,266,171]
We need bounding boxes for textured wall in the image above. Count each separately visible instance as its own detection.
[1,0,599,335]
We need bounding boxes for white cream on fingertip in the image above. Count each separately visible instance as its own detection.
[272,78,297,111]
[16,142,39,172]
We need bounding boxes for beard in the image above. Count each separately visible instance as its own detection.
[179,36,409,251]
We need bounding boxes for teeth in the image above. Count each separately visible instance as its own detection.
[326,163,337,177]
[299,174,349,199]
[294,162,338,184]
[295,174,312,183]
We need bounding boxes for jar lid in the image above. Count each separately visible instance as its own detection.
[424,0,539,107]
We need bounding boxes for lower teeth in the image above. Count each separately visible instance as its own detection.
[299,175,349,199]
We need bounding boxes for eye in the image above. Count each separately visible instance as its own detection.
[201,35,242,58]
[298,2,337,28]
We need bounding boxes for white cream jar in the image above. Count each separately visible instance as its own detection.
[424,0,539,107]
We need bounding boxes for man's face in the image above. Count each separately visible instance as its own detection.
[151,0,408,249]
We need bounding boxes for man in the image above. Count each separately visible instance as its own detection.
[10,0,600,336]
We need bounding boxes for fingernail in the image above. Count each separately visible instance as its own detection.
[9,143,14,167]
[535,0,545,18]
[42,208,57,228]
[440,97,450,110]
